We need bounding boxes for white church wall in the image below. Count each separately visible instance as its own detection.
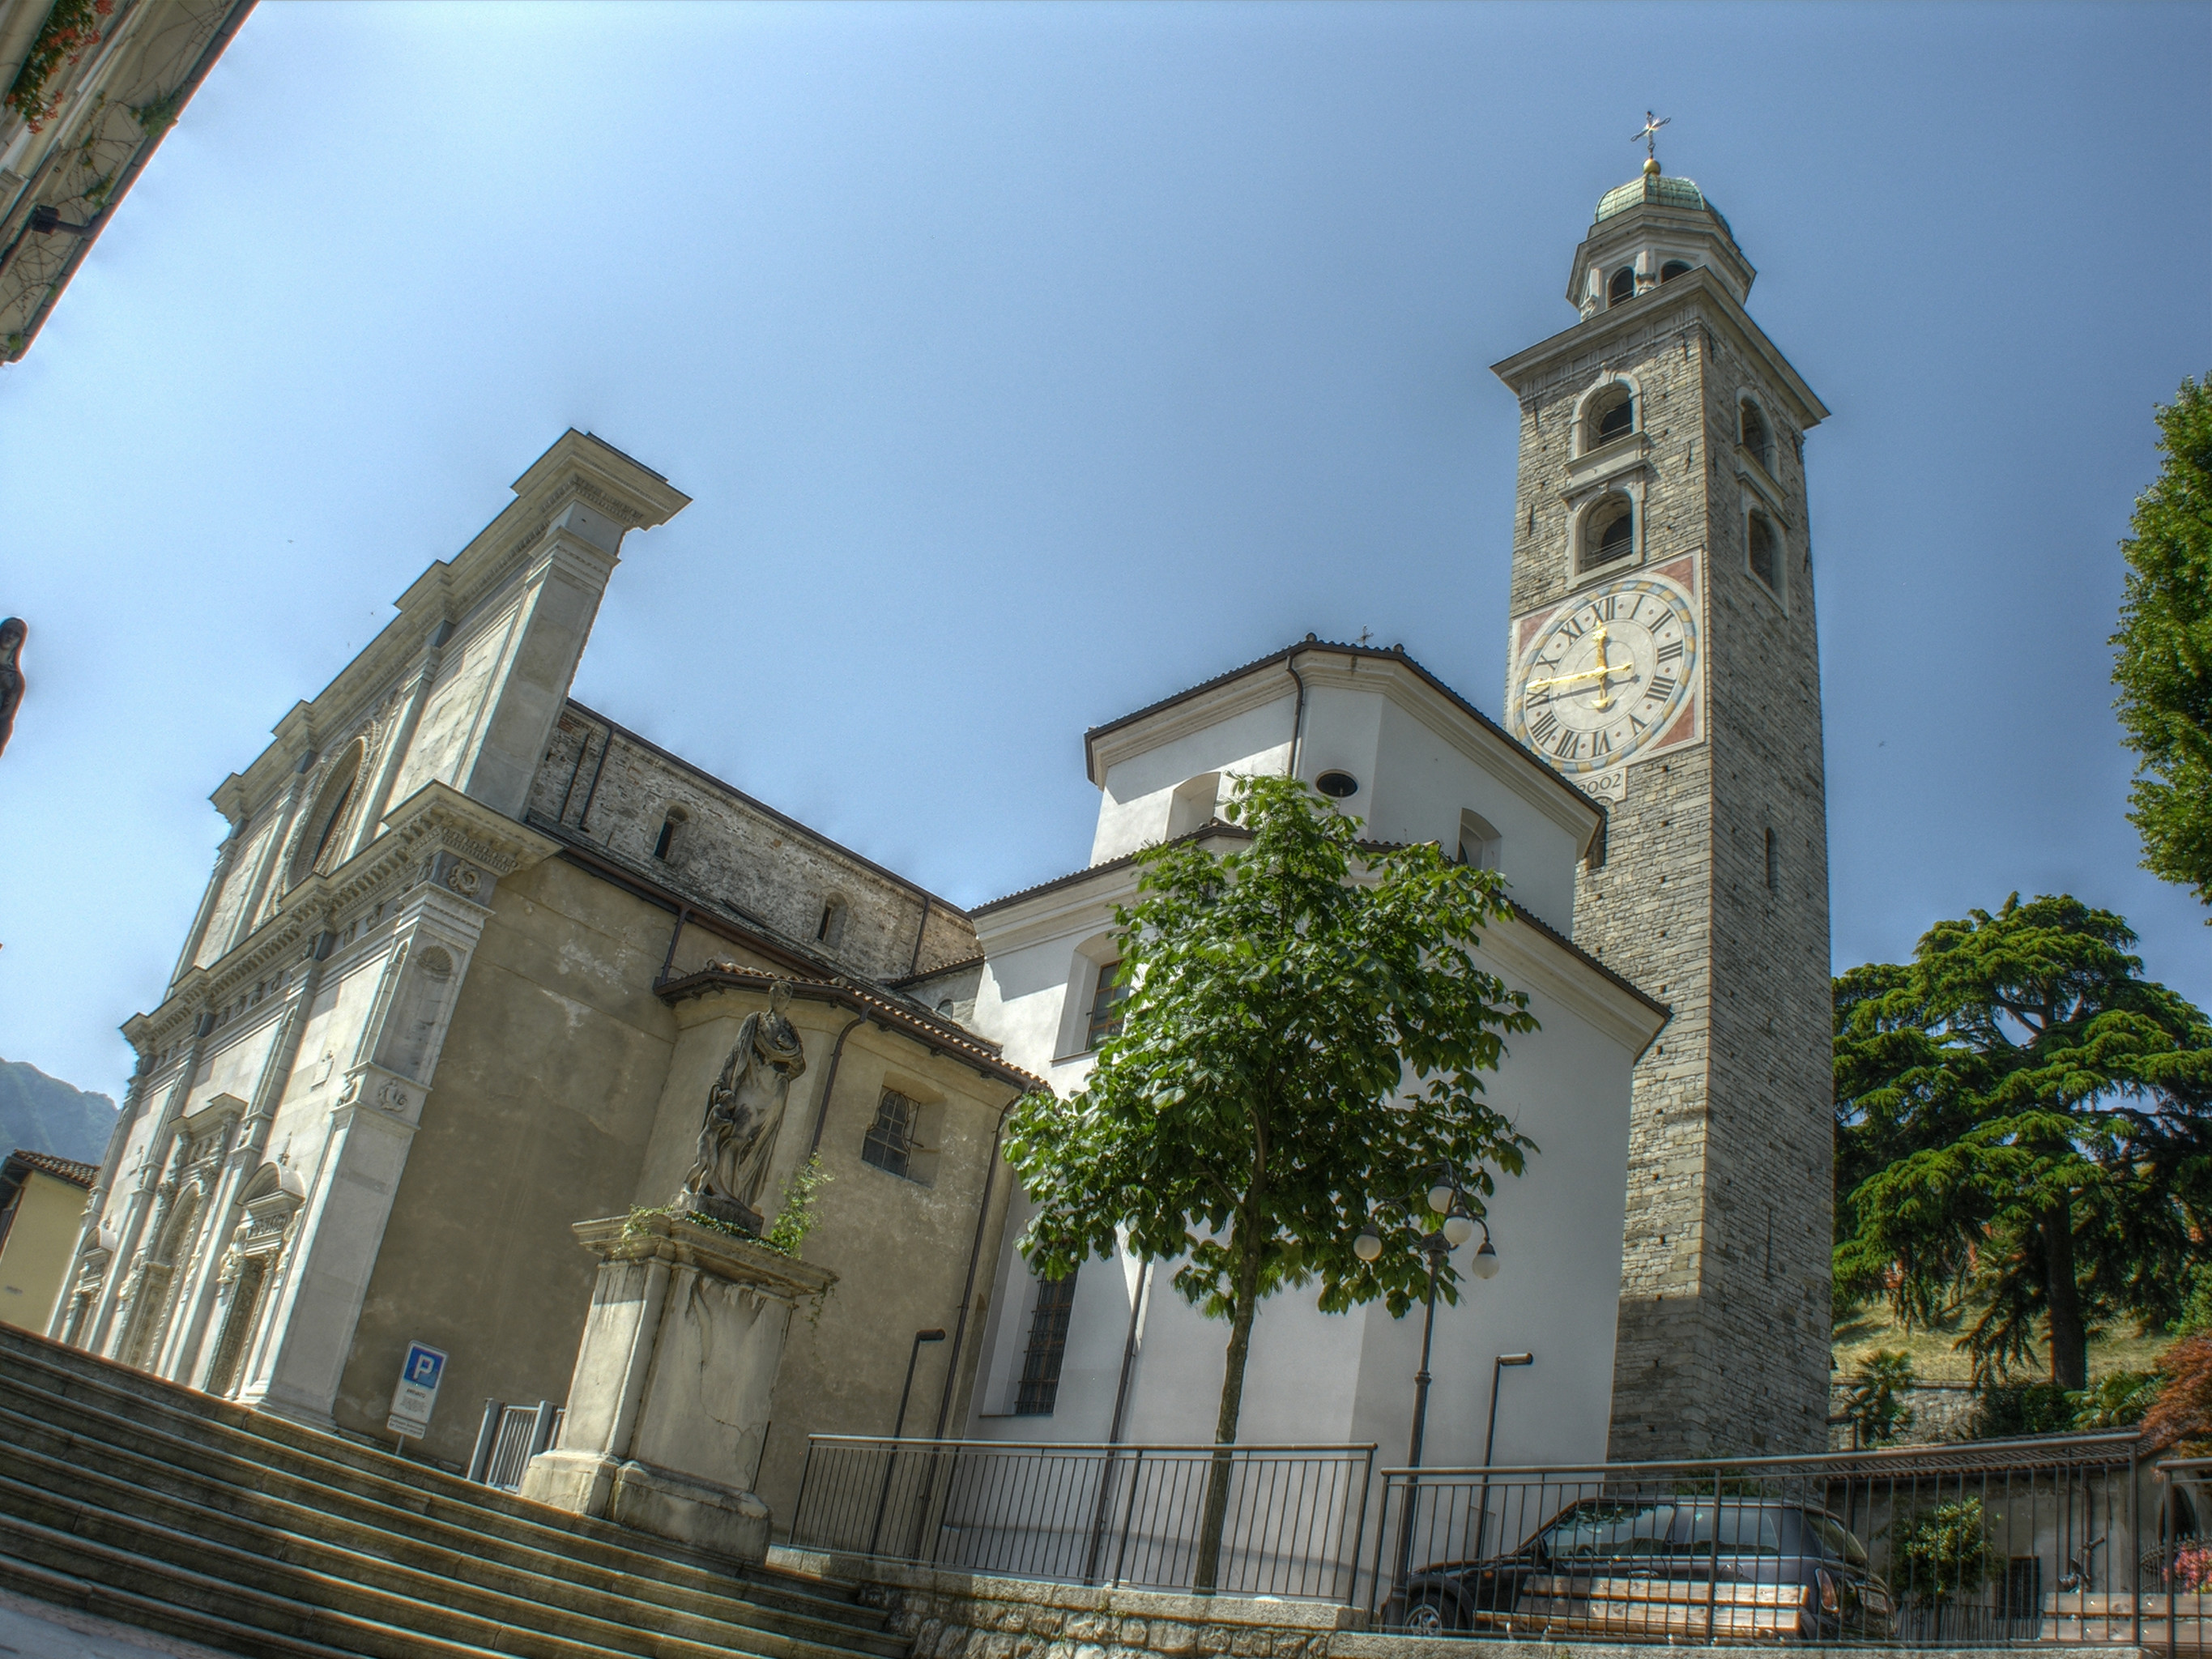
[1089,694,1294,864]
[965,960,1635,1473]
[1362,695,1583,934]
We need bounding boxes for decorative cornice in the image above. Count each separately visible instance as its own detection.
[207,433,688,817]
[1492,270,1828,430]
[573,1212,837,1301]
[128,783,558,1050]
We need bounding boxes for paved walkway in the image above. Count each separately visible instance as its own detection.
[0,1586,250,1659]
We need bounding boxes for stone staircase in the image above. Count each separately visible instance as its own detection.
[0,1323,906,1659]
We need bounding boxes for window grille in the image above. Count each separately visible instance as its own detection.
[1085,962,1127,1051]
[862,1089,919,1179]
[1015,1269,1079,1416]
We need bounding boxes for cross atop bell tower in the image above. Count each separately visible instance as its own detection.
[1490,151,1837,1458]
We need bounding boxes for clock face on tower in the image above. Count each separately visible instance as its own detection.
[1509,565,1701,777]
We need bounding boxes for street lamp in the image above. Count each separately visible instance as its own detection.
[1475,1352,1533,1557]
[870,1328,947,1555]
[1357,1163,1502,1603]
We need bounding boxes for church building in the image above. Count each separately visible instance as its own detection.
[50,156,1832,1544]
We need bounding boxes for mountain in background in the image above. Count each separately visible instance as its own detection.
[0,1058,118,1166]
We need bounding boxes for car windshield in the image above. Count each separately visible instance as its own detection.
[1808,1513,1871,1567]
[1684,1505,1785,1557]
[1539,1501,1681,1560]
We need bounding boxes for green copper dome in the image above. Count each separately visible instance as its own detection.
[1596,171,1733,240]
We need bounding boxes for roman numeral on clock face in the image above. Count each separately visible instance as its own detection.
[1530,710,1560,744]
[1656,639,1684,664]
[1644,675,1678,702]
[1549,728,1582,760]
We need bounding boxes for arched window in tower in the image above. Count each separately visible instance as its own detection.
[1660,259,1693,283]
[653,806,688,862]
[1739,399,1774,471]
[287,741,364,889]
[1608,265,1637,307]
[1581,494,1635,571]
[1586,384,1634,450]
[1747,510,1783,596]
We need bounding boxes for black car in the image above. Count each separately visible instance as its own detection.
[1392,1495,1898,1641]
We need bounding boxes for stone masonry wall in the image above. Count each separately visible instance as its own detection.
[527,707,979,986]
[768,1550,2022,1659]
[1503,292,1831,1457]
[1698,322,1835,1456]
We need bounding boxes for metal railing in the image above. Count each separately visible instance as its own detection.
[788,1436,1375,1601]
[467,1398,563,1491]
[2154,1458,2210,1658]
[1367,1434,2147,1646]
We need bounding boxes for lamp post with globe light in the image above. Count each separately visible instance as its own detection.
[1354,1162,1499,1606]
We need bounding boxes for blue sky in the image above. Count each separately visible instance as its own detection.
[2,1,2207,1102]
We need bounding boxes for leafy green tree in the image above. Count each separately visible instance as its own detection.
[1006,774,1536,1588]
[1843,1350,1917,1444]
[2114,377,2212,915]
[1890,1499,1998,1615]
[1833,895,2212,1390]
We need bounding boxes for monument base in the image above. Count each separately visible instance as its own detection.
[519,1450,772,1559]
[518,1212,833,1563]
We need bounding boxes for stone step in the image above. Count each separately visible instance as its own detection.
[0,1442,891,1659]
[0,1325,873,1632]
[0,1324,889,1659]
[0,1328,882,1636]
[0,1515,631,1659]
[0,1384,901,1659]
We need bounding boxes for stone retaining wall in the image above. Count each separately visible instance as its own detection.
[762,1550,2140,1659]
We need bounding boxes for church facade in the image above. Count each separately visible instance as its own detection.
[52,160,1832,1527]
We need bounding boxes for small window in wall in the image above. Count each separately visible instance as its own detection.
[1747,511,1783,596]
[1015,1269,1079,1416]
[816,897,848,950]
[1585,384,1634,450]
[1765,828,1779,893]
[1458,810,1502,872]
[1085,960,1127,1051]
[1581,494,1634,572]
[862,1088,920,1179]
[653,807,688,862]
[1660,259,1693,283]
[1739,399,1774,471]
[1608,266,1637,307]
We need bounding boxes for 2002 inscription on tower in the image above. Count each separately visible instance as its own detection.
[1508,552,1703,776]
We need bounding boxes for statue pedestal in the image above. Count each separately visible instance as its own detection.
[518,1212,833,1562]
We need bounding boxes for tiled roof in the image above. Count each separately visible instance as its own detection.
[6,1149,96,1188]
[656,963,1046,1093]
[1081,638,1605,830]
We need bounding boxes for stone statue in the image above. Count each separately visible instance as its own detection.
[678,980,806,1228]
[0,618,23,759]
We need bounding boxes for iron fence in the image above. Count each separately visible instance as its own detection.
[788,1436,1375,1601]
[1366,1434,2148,1647]
[2154,1457,2210,1658]
[467,1399,562,1491]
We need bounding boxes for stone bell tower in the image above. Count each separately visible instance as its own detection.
[1491,155,1835,1457]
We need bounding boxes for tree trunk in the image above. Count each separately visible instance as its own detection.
[2043,1205,2088,1392]
[1193,1235,1263,1593]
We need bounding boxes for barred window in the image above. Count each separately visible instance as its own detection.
[1085,962,1127,1051]
[862,1088,919,1179]
[1015,1269,1078,1416]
